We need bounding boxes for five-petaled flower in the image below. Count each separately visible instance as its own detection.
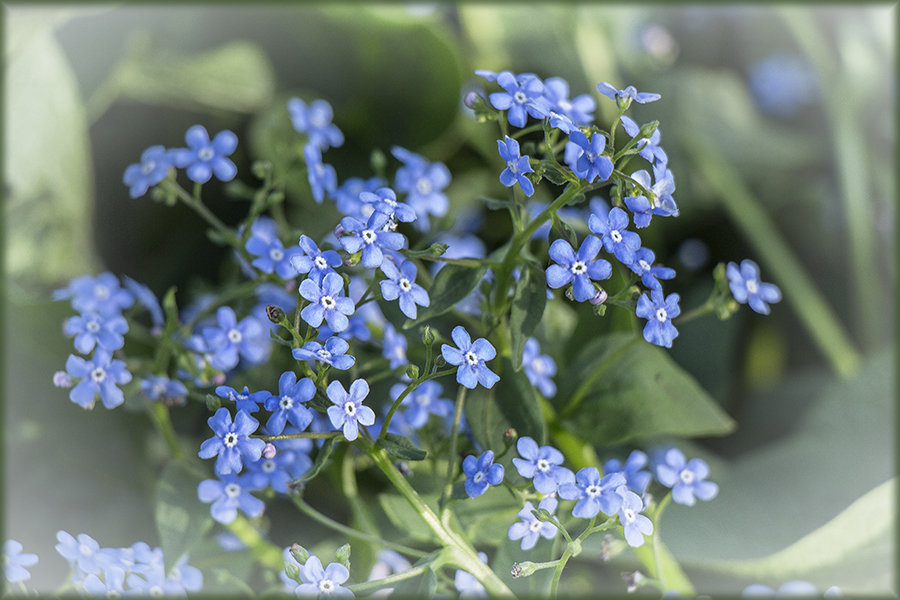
[558,467,626,519]
[197,473,265,525]
[522,337,558,397]
[726,259,782,315]
[507,496,559,550]
[123,145,171,198]
[589,207,642,265]
[198,407,266,475]
[488,71,545,128]
[326,379,376,442]
[287,98,345,151]
[295,555,353,598]
[655,448,719,506]
[291,235,342,284]
[64,311,128,354]
[616,486,654,547]
[262,371,315,435]
[246,234,302,280]
[339,211,407,269]
[360,186,416,223]
[596,82,661,105]
[512,436,574,494]
[201,306,269,372]
[65,349,132,410]
[292,337,356,371]
[4,540,38,583]
[441,326,499,390]
[462,450,504,498]
[169,125,238,184]
[299,272,356,333]
[497,136,535,197]
[379,259,430,320]
[568,130,614,183]
[635,287,680,348]
[545,236,612,302]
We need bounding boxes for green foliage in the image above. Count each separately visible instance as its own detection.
[155,463,214,573]
[509,265,547,371]
[414,263,489,323]
[378,433,428,462]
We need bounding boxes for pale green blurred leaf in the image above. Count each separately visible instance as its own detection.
[155,462,214,572]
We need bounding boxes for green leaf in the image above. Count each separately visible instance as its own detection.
[414,263,489,323]
[378,493,437,543]
[296,436,336,483]
[509,266,546,371]
[478,196,513,211]
[377,433,427,461]
[389,567,437,598]
[155,462,214,572]
[496,358,546,444]
[556,333,735,445]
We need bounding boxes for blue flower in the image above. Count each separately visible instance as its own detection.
[65,350,132,409]
[603,450,652,494]
[202,306,270,371]
[291,235,342,284]
[333,176,387,219]
[545,236,611,302]
[616,486,653,547]
[83,565,127,596]
[627,247,676,291]
[512,436,574,494]
[596,82,661,105]
[246,449,310,494]
[53,272,134,317]
[339,211,407,269]
[390,380,452,429]
[488,71,545,128]
[246,234,302,280]
[507,496,559,550]
[620,116,668,166]
[588,207,642,264]
[497,136,535,197]
[391,146,451,231]
[64,311,128,354]
[522,338,557,397]
[198,408,266,475]
[215,385,266,414]
[441,326,499,390]
[299,272,355,333]
[122,276,164,328]
[454,552,488,598]
[304,144,338,203]
[123,145,171,198]
[169,125,238,184]
[635,287,680,348]
[326,379,376,442]
[293,337,356,371]
[4,540,38,583]
[624,169,678,228]
[462,450,504,498]
[542,76,595,125]
[263,371,315,435]
[382,323,408,369]
[655,448,718,506]
[568,130,614,183]
[140,375,188,405]
[742,581,840,597]
[379,259,430,320]
[558,467,626,519]
[296,555,353,598]
[360,186,417,223]
[287,98,345,151]
[726,259,782,315]
[55,531,104,575]
[197,473,265,524]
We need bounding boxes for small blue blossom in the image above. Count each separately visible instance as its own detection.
[568,130,614,183]
[246,234,302,280]
[616,486,654,547]
[497,136,535,197]
[620,116,668,166]
[65,349,132,409]
[304,144,338,203]
[53,272,135,317]
[726,259,782,315]
[198,407,266,475]
[545,236,611,302]
[588,207,642,264]
[391,146,451,231]
[333,176,386,219]
[454,552,488,598]
[55,531,104,575]
[742,581,841,597]
[390,380,452,429]
[123,145,171,199]
[462,450,504,498]
[596,82,661,105]
[296,555,353,598]
[263,371,315,435]
[83,565,127,596]
[64,311,128,354]
[441,326,499,390]
[507,496,559,550]
[522,338,557,397]
[558,467,626,519]
[293,337,356,371]
[655,448,719,506]
[169,125,238,184]
[197,473,265,524]
[624,169,678,228]
[202,306,270,372]
[326,379,376,442]
[635,287,680,348]
[488,71,545,128]
[379,259,430,320]
[246,449,310,494]
[627,247,676,291]
[512,436,574,494]
[339,211,407,269]
[603,450,652,494]
[140,375,188,405]
[291,235,342,284]
[287,98,345,151]
[123,276,164,328]
[360,186,417,223]
[4,540,38,583]
[542,76,595,125]
[299,272,356,333]
[382,323,408,369]
[215,385,266,414]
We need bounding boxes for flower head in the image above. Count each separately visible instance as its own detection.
[360,186,417,223]
[379,259,430,320]
[53,272,134,317]
[390,380,452,429]
[287,98,344,151]
[169,125,238,184]
[215,385,267,414]
[596,82,661,105]
[65,350,132,409]
[603,450,652,494]
[291,235,342,284]
[726,259,782,315]
[299,272,355,333]
[55,531,104,575]
[197,473,265,524]
[512,436,574,494]
[616,486,653,547]
[522,338,558,397]
[382,323,408,369]
[545,236,611,302]
[635,288,680,348]
[262,371,315,435]
[292,337,356,371]
[198,408,266,475]
[64,311,128,354]
[326,379,376,441]
[201,306,270,372]
[296,555,353,598]
[568,130,614,183]
[123,145,171,198]
[542,76,595,126]
[339,211,407,269]
[507,496,559,550]
[4,540,38,583]
[462,450,504,498]
[627,247,676,291]
[588,207,642,264]
[441,326,499,390]
[246,234,302,280]
[655,448,718,506]
[391,146,450,231]
[558,467,626,519]
[140,375,189,406]
[488,71,545,128]
[497,136,535,197]
[304,144,338,203]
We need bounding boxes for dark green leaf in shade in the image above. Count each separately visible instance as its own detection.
[377,433,427,461]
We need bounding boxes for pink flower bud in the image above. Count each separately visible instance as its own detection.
[53,371,72,388]
[262,443,277,459]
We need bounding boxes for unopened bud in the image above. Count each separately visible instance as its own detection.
[503,428,518,445]
[464,90,481,109]
[333,224,345,238]
[531,508,553,522]
[262,443,277,459]
[205,394,222,412]
[589,288,608,306]
[511,561,538,578]
[422,325,435,345]
[53,371,72,388]
[284,561,301,583]
[637,120,659,139]
[429,242,449,256]
[213,373,227,386]
[434,355,446,368]
[622,570,646,593]
[335,544,351,569]
[266,305,285,324]
[252,160,273,180]
[290,544,310,565]
[405,364,420,380]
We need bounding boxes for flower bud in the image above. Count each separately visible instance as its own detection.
[333,224,345,238]
[370,148,387,177]
[637,120,659,139]
[589,288,608,306]
[290,544,310,566]
[422,325,435,345]
[266,305,285,324]
[252,160,273,180]
[429,242,449,256]
[531,508,553,522]
[284,561,301,583]
[213,373,227,386]
[205,393,222,412]
[511,561,538,578]
[464,90,482,109]
[52,371,72,388]
[405,364,420,380]
[262,443,277,459]
[503,428,518,445]
[335,544,352,569]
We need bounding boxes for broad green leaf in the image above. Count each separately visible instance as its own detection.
[556,333,735,445]
[155,462,214,572]
[296,437,336,483]
[509,266,546,371]
[413,263,489,323]
[377,433,427,461]
[389,567,437,599]
[496,358,546,444]
[378,493,437,543]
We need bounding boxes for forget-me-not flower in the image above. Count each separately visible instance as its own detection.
[512,436,574,494]
[55,531,104,575]
[603,450,653,494]
[360,186,416,223]
[382,323,408,369]
[620,116,668,167]
[522,338,558,397]
[198,408,266,475]
[588,207,642,265]
[197,473,265,525]
[391,380,452,429]
[326,379,376,442]
[545,236,611,302]
[292,337,356,371]
[291,235,342,284]
[65,349,132,410]
[64,311,128,354]
[54,272,135,317]
[379,259,430,320]
[507,496,559,550]
[140,375,189,405]
[441,326,499,390]
[655,448,718,506]
[726,259,782,315]
[202,306,269,372]
[215,385,267,414]
[568,130,614,184]
[339,211,407,269]
[123,145,171,198]
[596,82,661,105]
[624,169,678,228]
[558,467,626,519]
[462,450,504,498]
[391,146,451,231]
[287,98,344,151]
[616,486,654,547]
[296,555,353,598]
[262,371,315,435]
[4,540,38,583]
[627,247,676,291]
[635,287,680,348]
[488,71,545,128]
[246,235,302,280]
[304,144,338,203]
[299,272,355,333]
[542,76,595,125]
[497,135,535,197]
[169,125,238,184]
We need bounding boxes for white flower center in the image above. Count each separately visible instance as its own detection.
[536,459,551,472]
[86,320,101,333]
[310,112,328,129]
[152,383,167,396]
[149,586,164,597]
[415,179,432,195]
[473,471,485,483]
[571,261,587,275]
[314,256,329,270]
[638,259,651,273]
[279,396,294,410]
[399,278,412,292]
[623,508,636,523]
[746,279,759,294]
[141,161,156,175]
[680,469,695,484]
[315,164,325,177]
[610,230,623,244]
[532,359,547,375]
[321,296,336,309]
[514,91,527,104]
[269,248,284,261]
[90,367,107,383]
[223,432,239,448]
[586,484,601,498]
[529,519,544,532]
[262,460,276,473]
[224,483,241,498]
[344,401,357,416]
[319,580,335,593]
[227,328,243,344]
[655,308,668,322]
[559,99,572,112]
[94,285,110,299]
[317,349,332,360]
[362,229,377,244]
[79,543,93,557]
[465,351,479,366]
[197,147,215,161]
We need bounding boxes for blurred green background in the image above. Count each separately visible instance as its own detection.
[3,4,895,595]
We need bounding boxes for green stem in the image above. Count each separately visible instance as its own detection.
[440,386,467,516]
[162,180,241,249]
[549,545,575,598]
[226,515,283,570]
[683,136,861,378]
[347,562,432,593]
[378,367,458,439]
[291,496,428,558]
[147,402,185,462]
[255,432,339,442]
